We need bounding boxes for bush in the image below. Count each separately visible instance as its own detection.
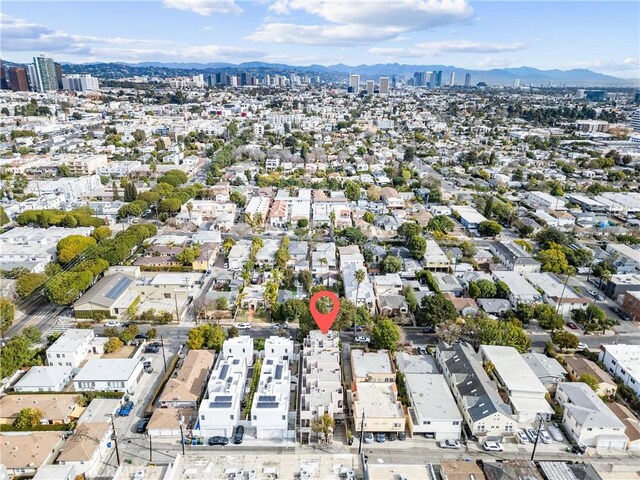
[104,337,124,353]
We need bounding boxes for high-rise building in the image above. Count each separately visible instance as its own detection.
[54,62,63,89]
[430,70,442,87]
[0,60,8,90]
[33,55,58,92]
[61,74,100,92]
[634,92,640,104]
[514,78,521,87]
[8,67,29,92]
[449,72,456,87]
[349,74,360,93]
[379,77,389,94]
[27,64,37,90]
[464,72,471,87]
[366,80,374,94]
[630,109,640,132]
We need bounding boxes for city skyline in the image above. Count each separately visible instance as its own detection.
[1,0,638,79]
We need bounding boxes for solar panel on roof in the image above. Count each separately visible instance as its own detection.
[266,359,273,365]
[218,364,229,379]
[256,402,279,408]
[209,401,232,408]
[258,395,276,402]
[105,277,133,299]
[275,365,283,380]
[214,395,232,402]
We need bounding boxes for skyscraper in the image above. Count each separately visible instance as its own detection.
[8,67,29,92]
[449,72,456,87]
[430,70,442,87]
[0,60,8,90]
[514,78,521,87]
[366,80,374,94]
[379,77,389,94]
[464,73,471,87]
[349,74,360,93]
[54,63,63,89]
[33,55,58,92]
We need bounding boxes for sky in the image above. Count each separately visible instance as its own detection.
[1,0,639,78]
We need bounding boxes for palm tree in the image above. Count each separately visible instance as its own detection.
[186,202,193,220]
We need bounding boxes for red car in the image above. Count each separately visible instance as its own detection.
[567,322,579,330]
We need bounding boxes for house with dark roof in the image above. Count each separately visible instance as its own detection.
[436,342,517,438]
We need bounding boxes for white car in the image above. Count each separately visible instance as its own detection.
[577,342,588,350]
[483,440,504,452]
[236,323,252,330]
[587,289,598,296]
[105,321,122,327]
[516,430,529,444]
[354,336,371,343]
[439,439,461,449]
[539,430,552,444]
[547,426,564,442]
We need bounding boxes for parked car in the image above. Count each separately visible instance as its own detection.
[547,426,564,442]
[354,336,371,344]
[587,289,598,296]
[135,333,148,340]
[422,326,436,334]
[363,432,374,444]
[136,418,149,433]
[105,321,122,327]
[375,432,386,443]
[144,366,154,374]
[145,345,160,354]
[386,432,397,441]
[439,439,461,449]
[237,323,252,330]
[539,430,552,444]
[577,342,588,350]
[483,440,504,452]
[416,346,426,355]
[208,436,229,446]
[525,428,538,443]
[516,430,529,444]
[567,322,579,330]
[611,306,621,315]
[232,425,244,444]
[397,432,407,441]
[596,294,605,301]
[619,312,631,321]
[572,443,587,455]
[351,325,364,332]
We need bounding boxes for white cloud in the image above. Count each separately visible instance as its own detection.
[569,57,640,71]
[162,0,242,15]
[477,55,521,67]
[0,14,264,62]
[254,0,473,45]
[369,40,526,58]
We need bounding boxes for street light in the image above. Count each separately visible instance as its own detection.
[530,413,545,462]
[178,414,185,455]
[357,410,366,455]
[160,335,167,373]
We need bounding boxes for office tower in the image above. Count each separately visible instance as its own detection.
[630,109,640,132]
[449,72,455,87]
[585,90,607,102]
[0,60,8,90]
[514,78,521,87]
[61,74,100,92]
[33,55,58,92]
[366,80,374,94]
[379,77,389,94]
[9,67,29,92]
[464,72,471,87]
[429,70,442,87]
[54,62,63,89]
[349,74,360,93]
[634,92,640,104]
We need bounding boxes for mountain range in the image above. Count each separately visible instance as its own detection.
[8,59,638,87]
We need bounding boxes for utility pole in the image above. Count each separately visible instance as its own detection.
[179,416,186,456]
[160,335,167,373]
[530,414,544,461]
[148,432,153,461]
[357,410,366,455]
[174,293,180,323]
[109,414,121,466]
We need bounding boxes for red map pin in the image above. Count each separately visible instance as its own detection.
[309,291,340,334]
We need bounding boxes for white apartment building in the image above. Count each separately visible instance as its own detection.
[492,271,542,305]
[228,240,251,271]
[222,335,254,367]
[245,195,271,222]
[405,373,462,440]
[61,74,99,92]
[480,345,553,423]
[198,356,248,437]
[607,244,640,274]
[73,359,143,393]
[599,344,640,397]
[299,331,344,442]
[525,191,566,210]
[556,382,627,449]
[264,336,294,362]
[523,272,590,317]
[46,329,102,368]
[251,356,291,440]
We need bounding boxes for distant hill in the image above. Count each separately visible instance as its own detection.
[5,59,637,87]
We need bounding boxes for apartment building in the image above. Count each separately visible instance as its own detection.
[46,329,102,368]
[352,382,405,434]
[222,335,254,367]
[251,355,291,440]
[351,350,395,383]
[492,271,542,305]
[599,344,640,397]
[62,154,108,175]
[73,359,144,393]
[159,350,215,409]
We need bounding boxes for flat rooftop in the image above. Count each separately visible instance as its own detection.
[351,350,394,380]
[481,345,547,396]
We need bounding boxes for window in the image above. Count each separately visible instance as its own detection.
[282,415,286,420]
[587,428,592,431]
[164,293,171,299]
[253,415,257,421]
[230,415,234,420]
[453,421,460,425]
[201,415,205,420]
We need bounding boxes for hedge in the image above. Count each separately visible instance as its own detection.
[0,421,76,432]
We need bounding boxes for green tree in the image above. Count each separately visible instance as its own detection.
[298,270,312,292]
[469,279,497,298]
[0,206,10,226]
[419,294,458,326]
[534,303,564,330]
[403,286,418,312]
[216,296,228,310]
[407,235,426,260]
[495,281,510,299]
[187,324,225,350]
[57,235,97,263]
[478,220,502,237]
[22,326,41,344]
[16,272,47,298]
[550,330,579,350]
[363,211,375,224]
[124,182,138,202]
[59,164,72,177]
[538,246,571,275]
[147,328,158,340]
[227,325,239,338]
[0,298,15,335]
[104,337,124,353]
[578,373,600,392]
[176,246,200,266]
[119,325,139,344]
[475,317,531,353]
[44,271,93,305]
[382,255,402,273]
[13,408,43,429]
[397,222,422,240]
[371,317,401,351]
[310,412,336,444]
[344,180,361,201]
[427,215,455,233]
[230,191,246,207]
[297,218,309,228]
[159,197,182,213]
[92,226,112,242]
[112,181,120,201]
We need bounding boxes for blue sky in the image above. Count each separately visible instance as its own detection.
[2,0,638,78]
